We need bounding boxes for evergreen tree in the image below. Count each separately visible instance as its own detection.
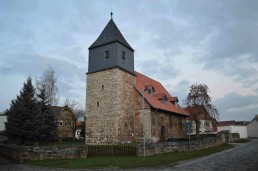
[37,85,58,142]
[5,77,41,144]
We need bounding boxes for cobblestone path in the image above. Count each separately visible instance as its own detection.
[164,139,258,171]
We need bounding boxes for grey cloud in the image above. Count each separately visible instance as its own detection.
[189,1,258,84]
[0,52,86,107]
[219,106,258,121]
[140,59,180,81]
[214,92,258,121]
[169,79,191,105]
[53,32,76,47]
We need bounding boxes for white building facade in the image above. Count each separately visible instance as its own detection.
[0,115,7,131]
[218,125,248,138]
[246,115,258,138]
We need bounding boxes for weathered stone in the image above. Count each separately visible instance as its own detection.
[86,68,135,144]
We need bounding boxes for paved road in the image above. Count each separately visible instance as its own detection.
[0,139,258,171]
[166,139,258,171]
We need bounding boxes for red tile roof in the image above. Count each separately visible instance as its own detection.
[218,121,236,127]
[134,71,189,116]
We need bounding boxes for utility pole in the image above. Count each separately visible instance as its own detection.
[187,122,191,151]
[142,90,146,157]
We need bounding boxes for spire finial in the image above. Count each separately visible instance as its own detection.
[110,9,113,19]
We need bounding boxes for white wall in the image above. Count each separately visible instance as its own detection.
[247,120,258,137]
[188,120,214,134]
[0,115,7,131]
[218,125,247,138]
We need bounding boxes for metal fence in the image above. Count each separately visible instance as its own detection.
[87,145,137,157]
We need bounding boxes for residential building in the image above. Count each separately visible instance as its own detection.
[0,114,7,132]
[185,105,218,135]
[85,15,189,144]
[218,121,248,138]
[50,105,74,140]
[246,115,258,138]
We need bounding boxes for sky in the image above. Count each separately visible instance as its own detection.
[0,0,258,121]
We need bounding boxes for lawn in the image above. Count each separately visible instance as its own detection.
[30,144,233,169]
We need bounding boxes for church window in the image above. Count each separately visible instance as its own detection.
[102,85,104,90]
[122,51,126,60]
[105,50,110,59]
[97,101,99,107]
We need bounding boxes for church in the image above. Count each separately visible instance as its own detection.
[85,15,189,144]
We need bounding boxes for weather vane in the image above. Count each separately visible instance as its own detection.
[111,8,113,19]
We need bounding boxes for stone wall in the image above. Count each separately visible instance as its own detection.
[0,144,87,162]
[86,68,135,144]
[137,133,239,157]
[151,111,187,141]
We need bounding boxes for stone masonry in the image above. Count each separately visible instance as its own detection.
[86,68,135,144]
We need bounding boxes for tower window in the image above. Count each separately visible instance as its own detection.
[122,51,126,60]
[97,102,99,107]
[102,85,104,90]
[105,51,110,59]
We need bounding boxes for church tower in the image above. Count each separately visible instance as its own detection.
[86,15,135,144]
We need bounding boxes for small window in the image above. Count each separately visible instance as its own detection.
[122,51,125,60]
[59,121,63,126]
[102,85,104,90]
[105,51,110,59]
[97,102,99,107]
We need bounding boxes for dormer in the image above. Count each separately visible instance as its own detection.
[169,96,179,107]
[144,85,155,96]
[155,93,167,105]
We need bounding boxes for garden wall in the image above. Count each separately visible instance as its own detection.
[0,144,87,162]
[0,133,240,161]
[137,133,239,156]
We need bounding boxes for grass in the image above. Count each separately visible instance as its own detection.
[30,144,233,169]
[234,139,251,143]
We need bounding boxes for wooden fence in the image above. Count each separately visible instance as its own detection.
[87,145,137,157]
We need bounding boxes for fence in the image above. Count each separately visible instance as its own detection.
[87,145,136,157]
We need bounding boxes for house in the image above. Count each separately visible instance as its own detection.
[217,120,248,138]
[75,120,85,139]
[0,114,7,132]
[246,115,258,138]
[185,105,218,135]
[85,14,189,144]
[50,105,74,140]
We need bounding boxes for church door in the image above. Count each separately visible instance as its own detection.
[160,125,166,141]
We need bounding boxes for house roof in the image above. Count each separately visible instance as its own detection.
[218,121,236,127]
[89,19,134,51]
[185,105,209,119]
[50,105,73,117]
[134,71,189,116]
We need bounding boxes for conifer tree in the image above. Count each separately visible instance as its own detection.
[37,85,58,142]
[5,77,41,144]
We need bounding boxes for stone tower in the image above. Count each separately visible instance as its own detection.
[86,17,135,144]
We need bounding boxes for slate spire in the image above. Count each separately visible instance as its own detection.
[89,18,134,51]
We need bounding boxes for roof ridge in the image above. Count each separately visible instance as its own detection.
[135,71,163,85]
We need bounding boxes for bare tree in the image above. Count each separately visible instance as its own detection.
[64,98,85,140]
[36,66,59,106]
[185,83,219,137]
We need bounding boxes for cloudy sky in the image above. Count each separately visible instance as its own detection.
[0,0,258,121]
